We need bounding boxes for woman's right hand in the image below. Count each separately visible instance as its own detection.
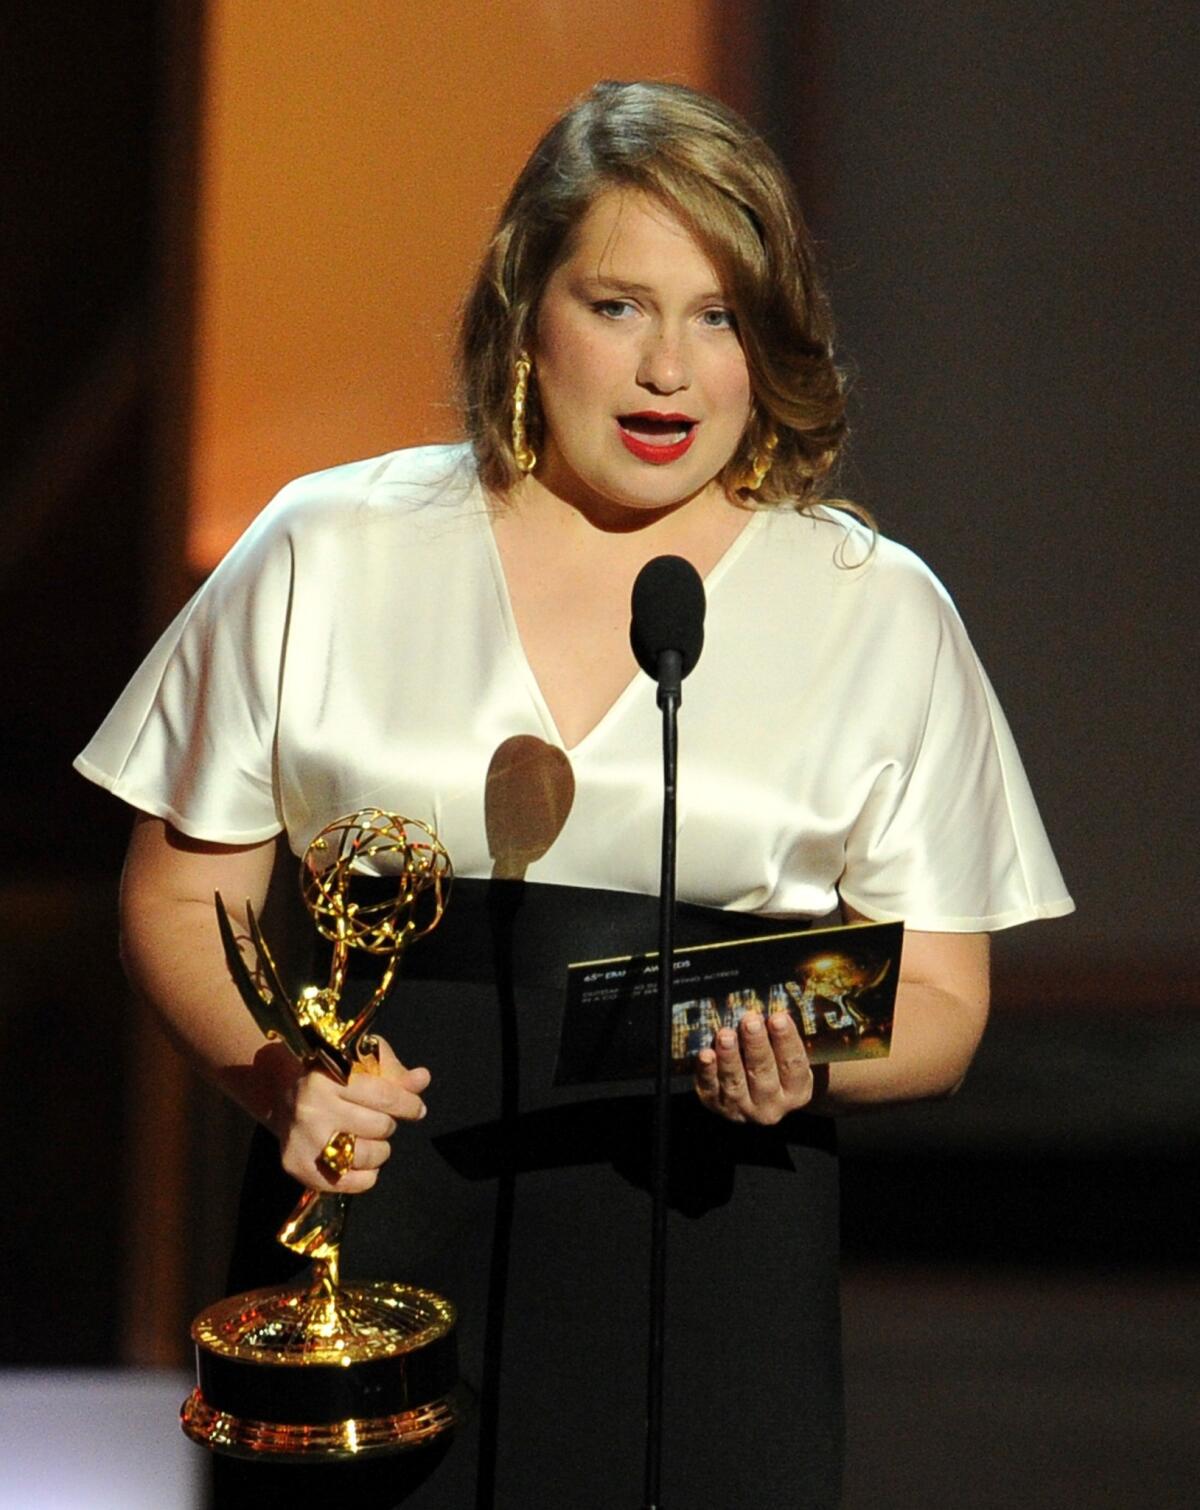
[268,1036,431,1196]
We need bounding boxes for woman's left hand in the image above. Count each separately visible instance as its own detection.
[693,1010,814,1124]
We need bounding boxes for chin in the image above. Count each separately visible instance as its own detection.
[602,479,713,517]
[538,438,733,518]
[594,461,725,513]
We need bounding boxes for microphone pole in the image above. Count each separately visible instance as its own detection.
[630,557,705,1510]
[644,646,678,1510]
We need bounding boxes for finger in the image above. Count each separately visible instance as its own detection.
[371,1037,430,1086]
[768,1011,812,1094]
[313,1164,380,1196]
[371,1035,402,1072]
[294,1066,411,1129]
[693,1045,719,1103]
[714,1027,749,1110]
[309,1128,392,1188]
[739,1012,780,1101]
[347,1136,392,1172]
[288,1082,415,1189]
[395,1063,432,1095]
[323,1102,399,1142]
[694,1045,718,1085]
[281,1139,379,1195]
[340,1069,428,1122]
[353,1039,430,1090]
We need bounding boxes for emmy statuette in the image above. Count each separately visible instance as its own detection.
[180,809,468,1461]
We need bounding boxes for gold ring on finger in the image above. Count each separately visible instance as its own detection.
[317,1129,356,1181]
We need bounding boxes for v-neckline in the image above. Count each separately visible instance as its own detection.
[477,496,766,755]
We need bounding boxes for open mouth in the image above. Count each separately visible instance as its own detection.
[617,413,698,464]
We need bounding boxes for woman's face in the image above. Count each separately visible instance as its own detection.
[530,189,752,518]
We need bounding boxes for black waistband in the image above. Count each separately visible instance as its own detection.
[335,878,810,992]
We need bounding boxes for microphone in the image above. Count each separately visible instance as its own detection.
[630,553,706,1509]
[630,555,706,705]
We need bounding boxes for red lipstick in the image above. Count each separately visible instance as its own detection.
[616,412,698,466]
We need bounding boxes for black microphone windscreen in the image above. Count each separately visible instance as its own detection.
[630,555,706,681]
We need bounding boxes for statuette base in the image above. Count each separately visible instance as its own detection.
[181,1279,467,1461]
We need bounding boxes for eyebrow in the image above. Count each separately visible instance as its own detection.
[577,275,726,301]
[578,276,655,296]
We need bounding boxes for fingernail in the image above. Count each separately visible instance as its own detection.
[717,1029,736,1050]
[769,1012,789,1034]
[418,1103,428,1120]
[743,1013,763,1035]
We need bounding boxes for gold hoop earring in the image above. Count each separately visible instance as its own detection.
[512,353,537,474]
[742,428,778,493]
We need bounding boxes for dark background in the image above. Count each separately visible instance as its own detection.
[2,1,1195,1501]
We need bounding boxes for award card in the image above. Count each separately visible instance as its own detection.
[555,919,903,1087]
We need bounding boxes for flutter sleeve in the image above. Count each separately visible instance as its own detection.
[73,498,296,843]
[835,553,1073,933]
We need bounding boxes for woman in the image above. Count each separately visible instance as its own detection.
[77,81,1071,1507]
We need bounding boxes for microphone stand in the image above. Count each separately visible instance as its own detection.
[643,647,682,1510]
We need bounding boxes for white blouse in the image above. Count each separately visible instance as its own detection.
[75,444,1073,932]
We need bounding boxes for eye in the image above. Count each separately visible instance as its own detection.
[593,299,638,320]
[700,306,737,331]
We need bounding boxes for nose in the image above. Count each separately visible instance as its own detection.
[636,323,690,394]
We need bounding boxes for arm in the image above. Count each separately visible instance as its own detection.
[693,906,990,1122]
[816,910,990,1112]
[119,812,430,1192]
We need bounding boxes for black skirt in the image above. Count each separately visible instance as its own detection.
[215,881,844,1509]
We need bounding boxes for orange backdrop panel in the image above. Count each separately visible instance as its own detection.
[189,0,715,568]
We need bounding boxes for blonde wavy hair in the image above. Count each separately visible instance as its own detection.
[459,80,849,513]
